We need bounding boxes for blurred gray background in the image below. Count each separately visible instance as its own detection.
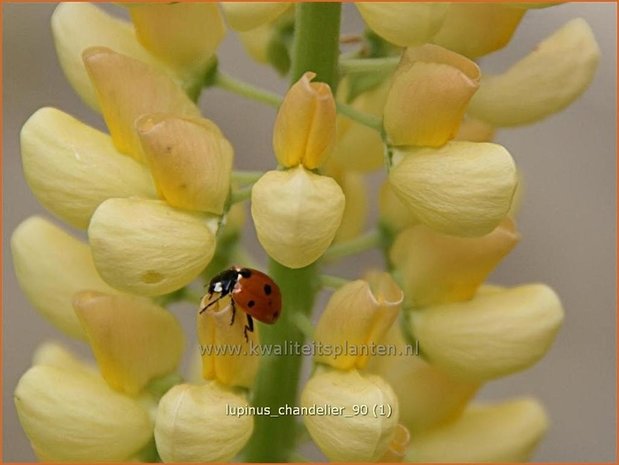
[3,3,616,462]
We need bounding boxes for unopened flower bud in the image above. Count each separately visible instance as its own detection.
[314,272,402,370]
[389,141,517,237]
[20,107,156,229]
[406,398,548,462]
[154,382,253,462]
[83,47,201,161]
[197,295,259,389]
[356,3,448,47]
[379,424,411,462]
[15,365,152,462]
[273,72,336,169]
[251,166,345,268]
[11,217,117,339]
[137,114,233,214]
[384,45,480,147]
[469,18,600,127]
[411,284,564,380]
[88,198,216,296]
[391,219,519,308]
[74,291,184,395]
[301,366,399,462]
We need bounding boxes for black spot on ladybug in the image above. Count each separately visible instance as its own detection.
[247,300,256,308]
[264,284,272,295]
[273,310,280,318]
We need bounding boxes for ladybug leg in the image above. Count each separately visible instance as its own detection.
[199,292,216,314]
[243,315,254,342]
[229,299,236,326]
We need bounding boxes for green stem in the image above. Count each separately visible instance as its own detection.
[337,101,383,131]
[244,4,342,462]
[320,274,351,290]
[229,185,253,204]
[214,72,281,107]
[232,170,264,185]
[323,229,381,261]
[340,56,400,74]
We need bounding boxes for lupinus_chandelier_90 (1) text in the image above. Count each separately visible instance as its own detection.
[11,2,599,463]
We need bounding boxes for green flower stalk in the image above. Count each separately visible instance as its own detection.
[11,2,601,463]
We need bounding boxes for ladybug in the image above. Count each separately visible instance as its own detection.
[200,266,282,340]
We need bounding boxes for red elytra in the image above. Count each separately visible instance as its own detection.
[200,266,282,340]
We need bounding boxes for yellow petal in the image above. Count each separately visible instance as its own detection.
[301,366,399,462]
[51,3,159,110]
[367,324,480,433]
[74,291,184,395]
[411,284,564,380]
[273,72,336,169]
[88,198,216,296]
[20,107,156,229]
[315,274,402,370]
[251,167,345,268]
[391,219,519,308]
[129,3,225,70]
[379,424,411,462]
[154,382,253,462]
[454,117,495,142]
[384,45,480,147]
[432,4,525,58]
[32,342,98,378]
[326,165,368,243]
[11,217,118,339]
[389,141,517,237]
[238,25,272,63]
[356,3,448,47]
[14,365,152,462]
[469,18,600,127]
[379,181,419,234]
[197,296,260,389]
[222,2,292,31]
[331,78,390,172]
[83,46,201,161]
[406,398,548,462]
[137,114,233,214]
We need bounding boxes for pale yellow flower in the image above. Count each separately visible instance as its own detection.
[390,219,519,308]
[301,366,399,462]
[273,72,336,169]
[74,291,185,395]
[406,398,548,462]
[20,107,156,229]
[378,181,419,234]
[137,114,234,214]
[155,381,253,462]
[88,198,216,296]
[389,141,517,237]
[251,166,345,268]
[432,4,525,58]
[356,3,448,47]
[15,353,153,462]
[314,272,403,370]
[367,325,480,434]
[83,46,201,162]
[384,45,480,148]
[469,18,600,127]
[10,217,118,339]
[410,284,564,380]
[197,295,260,389]
[128,3,225,71]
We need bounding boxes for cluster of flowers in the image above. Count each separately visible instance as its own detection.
[11,2,599,463]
